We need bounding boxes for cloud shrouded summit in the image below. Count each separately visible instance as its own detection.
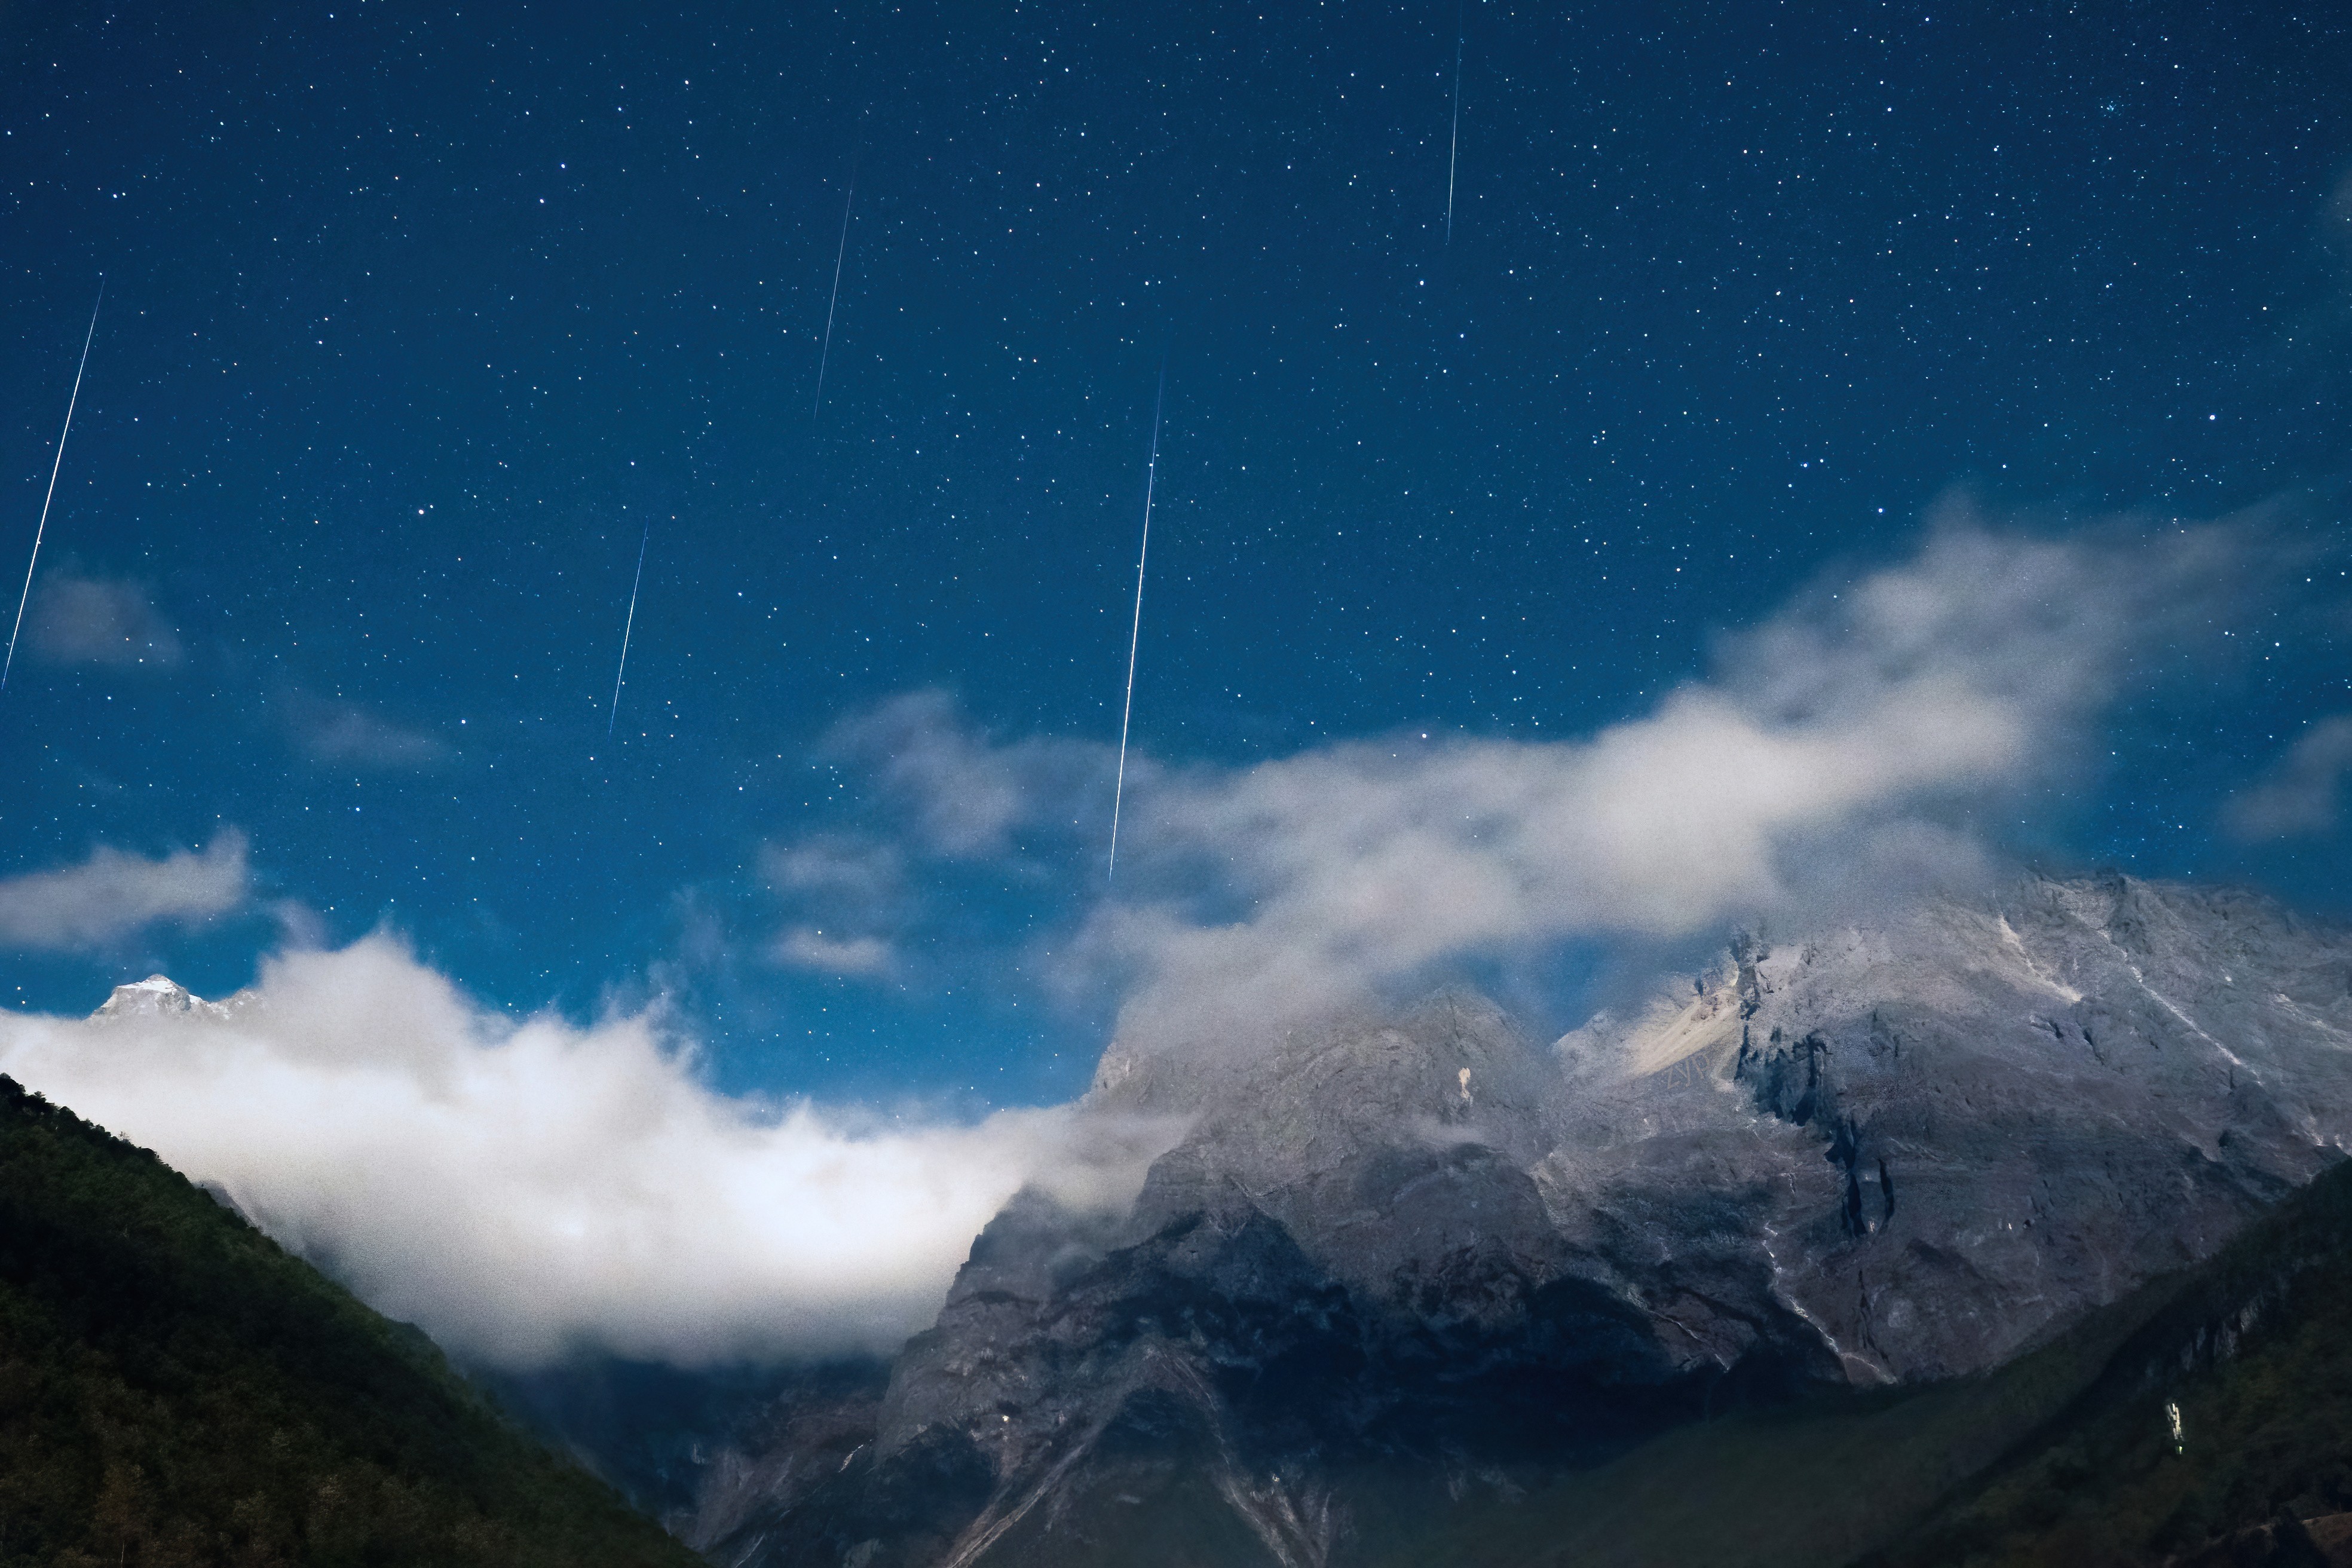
[1079,519,2239,1047]
[787,517,2248,1053]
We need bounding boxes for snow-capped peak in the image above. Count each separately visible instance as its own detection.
[91,975,247,1022]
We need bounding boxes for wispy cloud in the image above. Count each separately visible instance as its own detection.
[0,937,1178,1368]
[28,571,182,668]
[758,838,909,978]
[772,927,898,977]
[822,688,1119,858]
[762,835,906,909]
[758,694,1138,982]
[281,691,455,770]
[2225,714,2352,839]
[0,833,250,953]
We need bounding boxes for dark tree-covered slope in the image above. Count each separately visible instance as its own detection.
[0,1074,700,1568]
[1377,1151,2352,1568]
[1863,1150,2352,1568]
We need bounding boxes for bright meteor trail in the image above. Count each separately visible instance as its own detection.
[1106,365,1166,884]
[4,280,104,694]
[812,172,856,419]
[606,516,651,741]
[1444,2,1463,244]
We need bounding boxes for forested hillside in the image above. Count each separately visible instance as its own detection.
[1866,1155,2352,1568]
[0,1074,698,1567]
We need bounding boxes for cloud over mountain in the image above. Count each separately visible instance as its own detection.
[1075,518,2243,1047]
[0,938,1176,1367]
[0,517,2260,1370]
[795,517,2246,1053]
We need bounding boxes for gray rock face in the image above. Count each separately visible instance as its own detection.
[1543,872,2352,1384]
[1107,994,1578,1330]
[675,875,2352,1567]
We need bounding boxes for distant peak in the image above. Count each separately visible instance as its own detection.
[90,975,253,1024]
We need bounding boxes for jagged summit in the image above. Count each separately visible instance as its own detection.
[1537,871,2352,1382]
[90,974,253,1022]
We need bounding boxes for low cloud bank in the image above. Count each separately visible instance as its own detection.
[0,833,249,953]
[0,938,1177,1368]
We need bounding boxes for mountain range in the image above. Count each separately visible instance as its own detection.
[19,871,2352,1567]
[520,872,2352,1568]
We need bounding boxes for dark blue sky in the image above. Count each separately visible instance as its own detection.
[4,0,2350,1104]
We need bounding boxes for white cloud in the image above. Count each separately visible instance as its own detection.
[0,938,1177,1368]
[282,691,454,769]
[832,516,2241,1054]
[2224,714,2352,839]
[0,834,250,953]
[1097,521,2231,1046]
[29,572,182,668]
[761,708,1120,972]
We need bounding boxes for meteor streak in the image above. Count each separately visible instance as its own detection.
[1106,366,1166,883]
[813,170,856,419]
[1444,2,1463,244]
[606,516,651,741]
[4,280,104,693]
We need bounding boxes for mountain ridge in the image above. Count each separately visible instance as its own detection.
[633,872,2352,1567]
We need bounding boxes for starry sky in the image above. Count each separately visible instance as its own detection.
[5,0,2351,1107]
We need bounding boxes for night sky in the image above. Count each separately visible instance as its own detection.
[6,1,2351,1107]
